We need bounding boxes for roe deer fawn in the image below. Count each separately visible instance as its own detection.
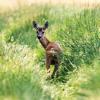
[32,21,61,78]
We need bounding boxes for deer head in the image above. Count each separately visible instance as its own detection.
[32,21,48,39]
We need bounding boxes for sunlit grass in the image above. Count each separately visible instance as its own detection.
[0,2,100,100]
[0,42,51,100]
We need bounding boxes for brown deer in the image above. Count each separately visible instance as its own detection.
[32,21,61,78]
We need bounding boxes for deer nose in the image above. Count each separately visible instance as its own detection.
[37,33,43,38]
[38,35,41,37]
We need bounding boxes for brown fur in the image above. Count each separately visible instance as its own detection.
[39,36,61,78]
[33,21,61,78]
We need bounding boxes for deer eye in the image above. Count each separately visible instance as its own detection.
[43,28,45,30]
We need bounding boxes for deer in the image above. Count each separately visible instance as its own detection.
[32,21,62,79]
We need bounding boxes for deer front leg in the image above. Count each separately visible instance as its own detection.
[51,63,59,78]
[46,56,51,78]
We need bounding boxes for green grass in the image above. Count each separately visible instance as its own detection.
[0,42,51,100]
[0,4,100,100]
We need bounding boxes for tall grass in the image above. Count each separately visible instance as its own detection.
[0,42,51,100]
[0,3,100,100]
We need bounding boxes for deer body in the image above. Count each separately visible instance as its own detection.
[33,21,61,78]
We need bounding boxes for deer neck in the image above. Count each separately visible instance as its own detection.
[38,36,50,49]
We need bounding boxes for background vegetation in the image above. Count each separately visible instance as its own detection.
[0,1,100,100]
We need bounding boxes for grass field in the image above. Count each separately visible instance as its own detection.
[0,1,100,100]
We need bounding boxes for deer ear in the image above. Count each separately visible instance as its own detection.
[44,21,48,30]
[32,21,38,29]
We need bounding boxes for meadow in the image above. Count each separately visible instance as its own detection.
[0,1,100,100]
